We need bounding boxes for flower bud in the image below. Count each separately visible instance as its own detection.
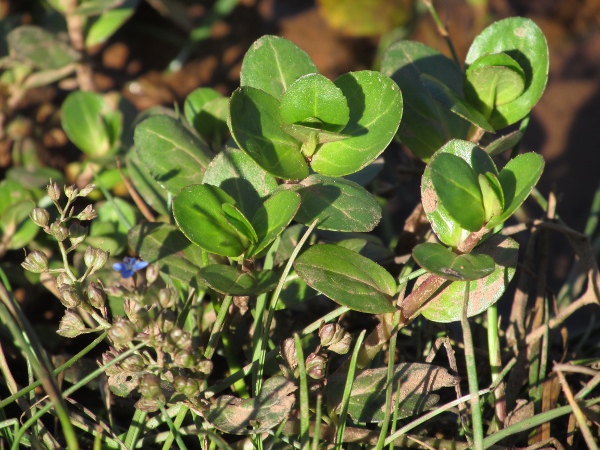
[30,208,50,228]
[59,285,83,309]
[47,181,61,201]
[173,349,196,368]
[49,221,68,242]
[76,204,97,221]
[57,310,85,338]
[64,184,78,199]
[86,282,106,310]
[68,223,88,248]
[84,246,109,272]
[139,373,163,399]
[280,338,298,370]
[78,184,95,197]
[173,376,199,397]
[145,264,160,285]
[158,287,177,309]
[21,250,48,273]
[168,328,191,350]
[305,353,327,380]
[120,354,145,372]
[108,317,136,345]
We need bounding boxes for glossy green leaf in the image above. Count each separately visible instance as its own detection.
[419,234,519,322]
[485,130,523,157]
[203,146,278,219]
[247,190,301,258]
[85,0,139,47]
[240,35,318,100]
[279,73,349,132]
[221,203,258,244]
[486,152,544,229]
[465,52,525,119]
[0,201,38,250]
[280,123,349,145]
[294,244,396,314]
[381,41,469,161]
[465,17,549,128]
[326,363,457,422]
[292,174,381,232]
[184,88,229,145]
[5,166,64,191]
[336,237,395,264]
[125,150,170,216]
[412,242,495,281]
[479,172,504,221]
[128,222,205,288]
[0,180,30,214]
[229,86,307,180]
[134,115,212,195]
[310,71,403,176]
[429,153,485,232]
[7,26,79,70]
[198,264,279,296]
[205,376,296,434]
[420,74,494,132]
[75,0,124,15]
[173,184,248,257]
[61,91,121,157]
[421,140,497,248]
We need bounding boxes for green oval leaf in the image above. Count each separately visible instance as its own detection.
[221,203,257,246]
[486,152,544,229]
[184,88,229,145]
[485,130,523,157]
[203,146,278,219]
[125,150,170,216]
[412,242,495,281]
[229,86,307,180]
[134,115,213,195]
[422,140,497,247]
[419,234,518,323]
[429,153,485,232]
[310,71,403,176]
[465,17,549,128]
[292,174,382,232]
[326,363,458,422]
[198,264,279,296]
[128,222,205,288]
[465,52,526,118]
[279,73,349,132]
[479,172,504,221]
[61,91,121,157]
[381,41,469,161]
[85,0,139,47]
[240,35,318,100]
[247,190,301,258]
[7,26,79,70]
[294,244,396,314]
[173,184,248,257]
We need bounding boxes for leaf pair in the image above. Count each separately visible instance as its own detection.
[422,140,543,248]
[173,184,300,259]
[381,17,549,161]
[229,35,403,179]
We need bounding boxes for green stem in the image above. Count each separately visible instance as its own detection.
[294,334,310,450]
[204,296,233,360]
[486,304,504,428]
[461,286,483,449]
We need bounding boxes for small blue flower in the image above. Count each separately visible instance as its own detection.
[113,257,149,278]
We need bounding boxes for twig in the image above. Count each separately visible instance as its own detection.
[117,159,156,222]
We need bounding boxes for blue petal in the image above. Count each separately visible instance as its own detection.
[133,260,149,271]
[121,269,134,278]
[113,262,126,272]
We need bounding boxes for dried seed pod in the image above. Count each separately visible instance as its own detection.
[319,322,352,354]
[328,332,352,355]
[86,282,106,310]
[157,309,176,333]
[101,348,123,375]
[120,354,145,373]
[64,185,78,199]
[57,310,85,338]
[49,221,69,242]
[56,272,74,287]
[47,181,61,201]
[59,285,83,309]
[138,373,163,400]
[108,317,136,345]
[280,337,298,371]
[173,349,196,369]
[68,223,88,248]
[78,184,95,197]
[84,246,109,272]
[21,250,49,273]
[173,376,200,397]
[305,352,327,380]
[168,328,192,350]
[30,208,50,228]
[76,204,97,221]
[157,286,177,309]
[146,264,160,285]
[196,359,213,376]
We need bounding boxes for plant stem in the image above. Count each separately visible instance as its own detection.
[294,334,310,450]
[461,286,483,449]
[486,304,505,427]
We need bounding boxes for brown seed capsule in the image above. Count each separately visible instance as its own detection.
[86,282,106,310]
[84,246,109,272]
[173,349,196,368]
[145,264,160,285]
[305,353,327,380]
[56,310,85,338]
[50,221,69,242]
[64,185,78,199]
[120,354,145,373]
[76,204,97,221]
[78,184,95,197]
[108,317,136,345]
[56,272,74,288]
[168,328,192,350]
[280,338,298,370]
[30,208,50,228]
[196,359,213,376]
[68,223,88,248]
[101,348,123,376]
[47,181,61,201]
[59,285,83,309]
[139,373,163,399]
[157,287,177,309]
[173,376,199,397]
[21,250,49,273]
